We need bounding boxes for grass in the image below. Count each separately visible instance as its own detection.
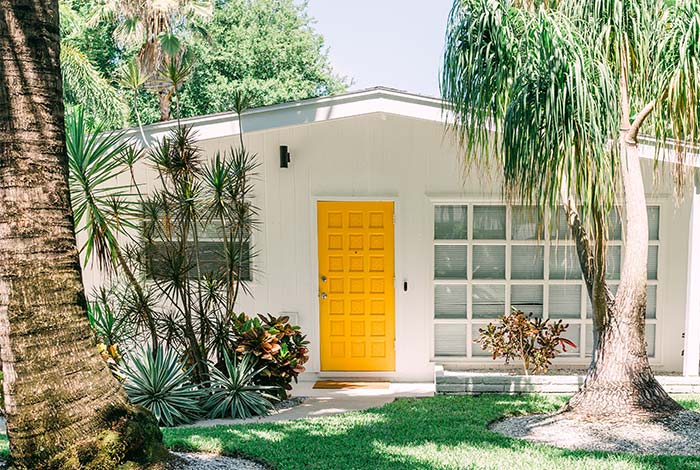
[0,395,698,468]
[163,394,700,470]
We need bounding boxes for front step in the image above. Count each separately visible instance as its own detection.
[435,366,700,395]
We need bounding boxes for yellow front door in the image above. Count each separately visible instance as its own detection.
[317,201,395,371]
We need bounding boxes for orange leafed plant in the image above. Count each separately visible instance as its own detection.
[476,307,576,375]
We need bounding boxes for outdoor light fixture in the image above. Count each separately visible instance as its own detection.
[280,145,291,168]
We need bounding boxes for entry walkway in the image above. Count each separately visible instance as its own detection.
[184,381,435,428]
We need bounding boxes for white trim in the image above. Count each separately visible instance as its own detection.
[684,171,700,376]
[122,87,448,146]
[428,197,665,365]
[116,87,700,170]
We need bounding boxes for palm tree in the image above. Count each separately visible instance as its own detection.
[59,0,129,128]
[443,0,700,419]
[0,1,164,467]
[92,0,212,121]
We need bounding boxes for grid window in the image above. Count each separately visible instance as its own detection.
[472,285,506,318]
[432,203,661,360]
[472,245,506,279]
[511,246,544,279]
[473,206,506,239]
[435,205,468,240]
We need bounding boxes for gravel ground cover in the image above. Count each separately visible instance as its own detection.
[491,409,700,456]
[164,452,267,469]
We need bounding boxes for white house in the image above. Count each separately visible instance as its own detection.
[81,87,700,384]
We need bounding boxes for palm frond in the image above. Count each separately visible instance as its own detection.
[66,107,133,269]
[61,43,128,129]
[442,1,619,227]
[651,0,700,161]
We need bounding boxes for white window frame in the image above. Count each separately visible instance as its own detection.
[430,199,662,364]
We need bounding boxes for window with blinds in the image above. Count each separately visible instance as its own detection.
[432,203,660,360]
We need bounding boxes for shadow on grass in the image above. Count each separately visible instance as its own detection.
[163,394,700,470]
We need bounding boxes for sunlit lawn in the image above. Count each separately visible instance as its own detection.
[162,394,700,470]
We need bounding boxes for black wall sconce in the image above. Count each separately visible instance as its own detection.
[280,145,291,168]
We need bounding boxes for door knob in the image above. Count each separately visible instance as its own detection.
[321,292,328,299]
[321,275,327,283]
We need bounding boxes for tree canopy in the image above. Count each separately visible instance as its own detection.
[178,0,347,117]
[59,0,347,128]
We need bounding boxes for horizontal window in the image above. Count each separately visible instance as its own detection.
[147,240,251,281]
[432,203,660,359]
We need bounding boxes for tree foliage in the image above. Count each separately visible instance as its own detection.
[178,0,348,117]
[58,0,346,127]
[442,0,700,229]
[60,0,129,128]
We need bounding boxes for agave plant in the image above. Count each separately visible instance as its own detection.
[205,352,279,419]
[121,345,204,426]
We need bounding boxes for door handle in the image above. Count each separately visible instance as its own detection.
[321,275,327,283]
[321,292,328,299]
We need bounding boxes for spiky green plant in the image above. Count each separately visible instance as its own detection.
[205,353,279,419]
[66,106,133,269]
[442,0,700,418]
[87,287,134,348]
[67,108,159,349]
[121,345,204,426]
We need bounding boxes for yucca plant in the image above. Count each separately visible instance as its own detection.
[121,345,204,426]
[205,352,279,419]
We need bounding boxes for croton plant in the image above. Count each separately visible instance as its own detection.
[476,307,576,375]
[231,313,309,395]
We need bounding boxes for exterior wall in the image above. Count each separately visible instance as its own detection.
[78,110,694,382]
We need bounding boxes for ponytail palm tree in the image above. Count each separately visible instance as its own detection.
[443,0,700,419]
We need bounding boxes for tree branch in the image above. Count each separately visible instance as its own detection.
[626,100,656,145]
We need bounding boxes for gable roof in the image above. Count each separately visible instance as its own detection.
[124,86,700,168]
[124,86,448,145]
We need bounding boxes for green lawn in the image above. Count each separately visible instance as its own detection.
[163,394,700,470]
[1,395,698,468]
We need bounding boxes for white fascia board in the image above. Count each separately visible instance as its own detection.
[638,140,700,168]
[121,87,449,145]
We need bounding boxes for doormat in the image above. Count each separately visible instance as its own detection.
[313,380,390,390]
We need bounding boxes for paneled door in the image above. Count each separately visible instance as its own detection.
[317,201,395,371]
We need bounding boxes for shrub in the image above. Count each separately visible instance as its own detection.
[205,352,280,419]
[120,345,204,426]
[87,286,137,370]
[232,313,309,394]
[476,308,576,375]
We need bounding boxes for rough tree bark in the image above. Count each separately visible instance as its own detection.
[562,58,682,419]
[563,139,682,419]
[0,1,165,467]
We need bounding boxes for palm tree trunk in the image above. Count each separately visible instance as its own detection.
[158,88,172,122]
[0,1,164,467]
[564,139,681,419]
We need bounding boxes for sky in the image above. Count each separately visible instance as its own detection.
[303,1,453,97]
